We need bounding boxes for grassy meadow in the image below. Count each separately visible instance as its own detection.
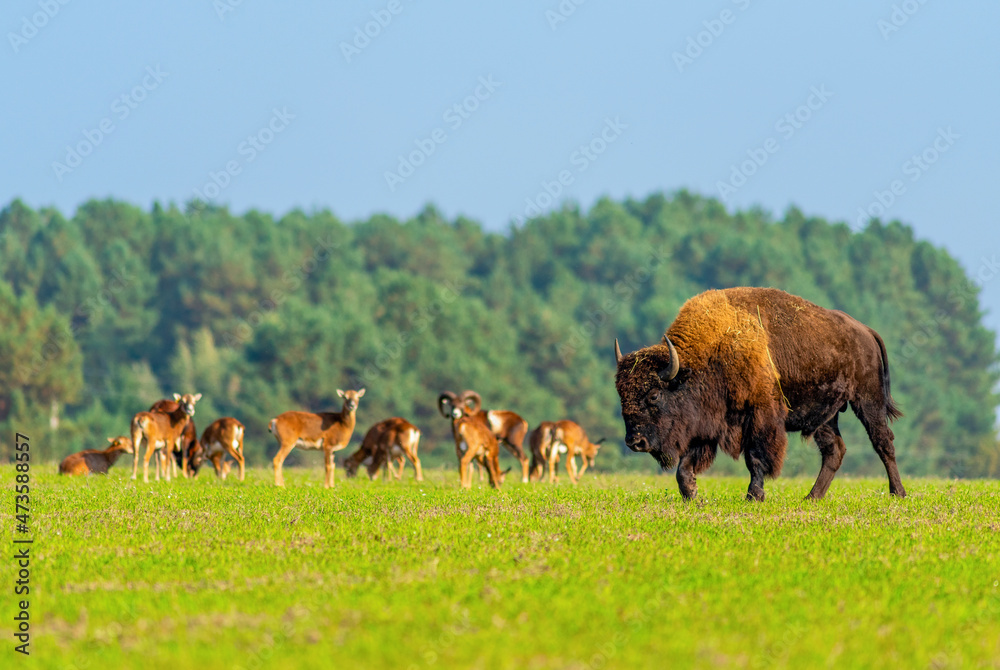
[5,465,999,669]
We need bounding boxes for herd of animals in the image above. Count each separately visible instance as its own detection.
[57,388,605,490]
[59,287,909,502]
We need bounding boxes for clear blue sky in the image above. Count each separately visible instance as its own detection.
[3,1,998,340]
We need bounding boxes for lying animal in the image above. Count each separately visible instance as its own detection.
[59,437,134,476]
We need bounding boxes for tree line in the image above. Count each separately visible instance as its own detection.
[1,191,997,476]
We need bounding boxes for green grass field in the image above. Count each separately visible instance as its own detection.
[6,466,999,669]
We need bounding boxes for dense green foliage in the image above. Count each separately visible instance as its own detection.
[17,467,1000,668]
[1,193,997,476]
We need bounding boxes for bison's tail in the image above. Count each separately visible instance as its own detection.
[871,328,903,422]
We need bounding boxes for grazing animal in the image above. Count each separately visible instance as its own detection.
[528,421,558,481]
[438,391,508,489]
[344,417,423,481]
[150,398,199,478]
[268,389,365,488]
[614,287,906,501]
[175,440,205,477]
[549,420,605,484]
[131,393,202,483]
[59,437,134,476]
[200,417,246,481]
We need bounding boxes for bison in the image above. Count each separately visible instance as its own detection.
[614,287,906,501]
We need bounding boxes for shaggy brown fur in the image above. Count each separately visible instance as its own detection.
[615,287,905,501]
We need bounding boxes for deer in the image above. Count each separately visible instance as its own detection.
[268,388,365,488]
[200,417,246,481]
[438,391,508,489]
[443,390,530,483]
[344,417,423,482]
[150,398,199,478]
[549,420,605,484]
[59,437,134,476]
[528,421,558,482]
[131,393,202,483]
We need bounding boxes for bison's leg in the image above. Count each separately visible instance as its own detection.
[806,418,847,500]
[675,453,698,499]
[851,400,907,497]
[676,441,717,500]
[743,414,787,502]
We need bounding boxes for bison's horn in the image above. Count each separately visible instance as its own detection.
[659,336,680,381]
[438,392,458,418]
[614,338,623,364]
[460,390,482,414]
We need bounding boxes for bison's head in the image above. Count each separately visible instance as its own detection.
[614,336,695,469]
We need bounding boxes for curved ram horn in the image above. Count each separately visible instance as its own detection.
[659,336,680,381]
[438,392,459,418]
[614,338,623,364]
[460,390,482,414]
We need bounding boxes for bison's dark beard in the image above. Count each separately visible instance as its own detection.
[653,447,678,471]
